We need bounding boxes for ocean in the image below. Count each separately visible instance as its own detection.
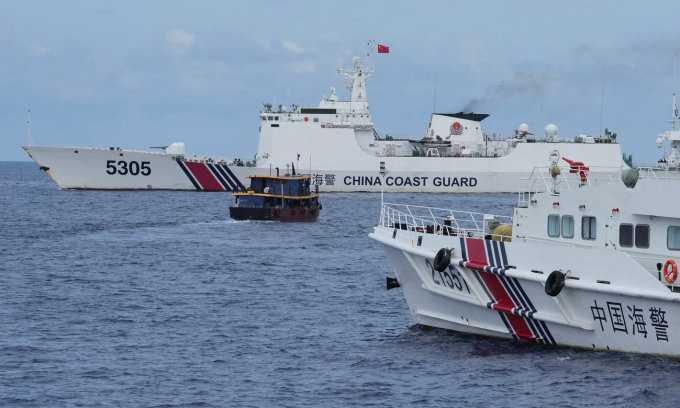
[1,161,679,408]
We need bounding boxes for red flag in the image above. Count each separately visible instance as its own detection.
[377,44,390,54]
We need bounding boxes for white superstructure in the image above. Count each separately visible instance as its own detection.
[254,57,626,192]
[371,165,680,356]
[655,93,680,170]
[24,56,628,192]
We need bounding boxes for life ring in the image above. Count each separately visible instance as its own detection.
[433,248,451,272]
[664,260,678,284]
[386,151,391,156]
[545,270,565,296]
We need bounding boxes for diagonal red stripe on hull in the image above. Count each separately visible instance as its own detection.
[465,238,487,265]
[184,162,225,191]
[505,314,536,342]
[466,238,535,341]
[479,270,515,310]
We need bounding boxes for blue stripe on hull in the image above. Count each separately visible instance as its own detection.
[222,164,246,190]
[177,161,201,190]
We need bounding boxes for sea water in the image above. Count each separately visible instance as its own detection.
[1,161,679,407]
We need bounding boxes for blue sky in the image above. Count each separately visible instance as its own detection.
[2,0,680,165]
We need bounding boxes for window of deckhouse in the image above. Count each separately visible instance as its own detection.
[619,224,633,247]
[547,214,560,237]
[635,225,650,248]
[668,226,680,250]
[561,216,574,238]
[582,216,596,240]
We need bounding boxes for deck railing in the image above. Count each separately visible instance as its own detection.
[636,166,680,180]
[517,166,626,207]
[380,202,513,239]
[517,165,680,207]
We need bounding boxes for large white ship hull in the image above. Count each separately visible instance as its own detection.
[23,145,246,191]
[24,142,625,193]
[371,226,680,356]
[271,138,625,192]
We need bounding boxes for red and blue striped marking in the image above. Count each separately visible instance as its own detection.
[459,237,556,345]
[178,161,245,191]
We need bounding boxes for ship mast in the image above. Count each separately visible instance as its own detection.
[671,93,678,131]
[337,56,373,106]
[26,108,33,146]
[672,53,679,131]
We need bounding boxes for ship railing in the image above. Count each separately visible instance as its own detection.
[380,202,513,239]
[517,165,623,207]
[637,166,680,180]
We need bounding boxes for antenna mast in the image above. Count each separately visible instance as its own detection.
[433,74,437,113]
[366,39,375,73]
[672,93,678,131]
[673,54,679,131]
[599,76,605,137]
[26,109,33,146]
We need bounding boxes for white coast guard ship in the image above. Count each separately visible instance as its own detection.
[23,56,628,192]
[370,161,680,356]
[23,142,247,191]
[655,93,680,170]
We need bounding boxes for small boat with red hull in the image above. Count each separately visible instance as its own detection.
[229,170,321,222]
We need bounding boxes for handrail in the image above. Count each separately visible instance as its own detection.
[517,165,625,206]
[380,202,513,238]
[232,192,320,199]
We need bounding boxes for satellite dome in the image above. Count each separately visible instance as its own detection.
[545,124,558,138]
[518,123,529,133]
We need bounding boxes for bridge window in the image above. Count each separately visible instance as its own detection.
[313,118,319,122]
[547,214,560,237]
[635,225,650,248]
[561,215,574,238]
[668,226,680,250]
[619,224,633,247]
[582,216,596,240]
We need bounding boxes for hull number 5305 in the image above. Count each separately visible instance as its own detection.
[106,160,151,176]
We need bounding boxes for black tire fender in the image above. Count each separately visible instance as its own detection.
[433,248,451,272]
[545,270,566,297]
